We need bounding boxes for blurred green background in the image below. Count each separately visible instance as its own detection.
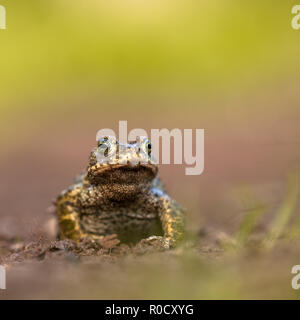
[1,0,300,299]
[1,0,300,110]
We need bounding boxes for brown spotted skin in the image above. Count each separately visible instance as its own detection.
[56,137,185,248]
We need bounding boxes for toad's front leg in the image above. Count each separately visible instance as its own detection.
[56,186,86,240]
[159,195,185,248]
[56,184,100,240]
[57,185,105,241]
[145,191,185,249]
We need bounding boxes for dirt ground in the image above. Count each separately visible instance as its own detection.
[1,93,300,299]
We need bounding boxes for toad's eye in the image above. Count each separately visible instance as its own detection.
[97,136,118,157]
[140,138,152,156]
[146,141,152,156]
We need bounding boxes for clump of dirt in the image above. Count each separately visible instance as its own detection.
[0,233,171,267]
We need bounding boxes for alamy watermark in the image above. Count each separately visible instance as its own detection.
[291,265,300,290]
[292,5,300,30]
[96,121,204,176]
[0,4,6,30]
[0,265,5,289]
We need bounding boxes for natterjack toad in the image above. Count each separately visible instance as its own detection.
[56,136,185,248]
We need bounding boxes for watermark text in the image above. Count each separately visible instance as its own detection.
[292,5,300,30]
[96,121,204,176]
[0,265,5,289]
[0,4,6,30]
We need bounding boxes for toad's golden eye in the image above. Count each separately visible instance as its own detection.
[140,138,152,157]
[97,136,118,157]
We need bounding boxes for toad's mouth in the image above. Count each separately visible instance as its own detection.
[87,163,158,184]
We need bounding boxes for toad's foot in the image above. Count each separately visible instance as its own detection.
[143,235,171,250]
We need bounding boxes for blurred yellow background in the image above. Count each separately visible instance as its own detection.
[1,0,300,109]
